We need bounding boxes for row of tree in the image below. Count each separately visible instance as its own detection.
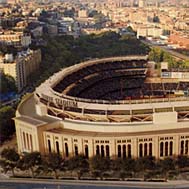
[0,106,16,144]
[0,73,17,94]
[29,31,150,87]
[1,148,189,180]
[148,47,189,69]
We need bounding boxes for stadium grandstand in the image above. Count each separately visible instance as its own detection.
[14,56,189,159]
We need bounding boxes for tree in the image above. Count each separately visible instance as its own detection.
[43,152,64,179]
[90,155,111,179]
[17,152,41,178]
[0,106,16,143]
[111,158,134,180]
[111,158,124,171]
[0,148,19,176]
[143,156,156,170]
[158,158,175,178]
[28,32,150,92]
[176,155,189,169]
[123,158,136,172]
[67,155,89,179]
[148,47,164,63]
[0,73,17,94]
[134,156,156,179]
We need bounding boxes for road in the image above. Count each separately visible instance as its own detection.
[0,178,189,189]
[158,46,189,61]
[142,40,189,61]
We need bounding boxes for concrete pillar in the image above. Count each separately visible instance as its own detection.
[132,138,138,158]
[184,140,186,155]
[153,136,159,159]
[61,136,64,157]
[174,135,179,156]
[111,139,116,158]
[89,139,94,157]
[69,138,74,157]
[20,130,24,152]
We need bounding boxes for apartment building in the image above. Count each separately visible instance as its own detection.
[0,31,31,47]
[0,49,41,91]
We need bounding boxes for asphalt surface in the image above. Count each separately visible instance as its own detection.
[142,40,189,61]
[0,178,189,189]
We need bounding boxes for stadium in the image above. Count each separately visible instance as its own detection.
[14,56,189,159]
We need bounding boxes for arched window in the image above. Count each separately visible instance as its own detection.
[26,133,29,150]
[144,143,148,156]
[160,142,164,157]
[65,143,69,157]
[96,145,100,156]
[75,145,78,156]
[181,140,184,155]
[30,135,33,151]
[118,145,121,158]
[23,132,26,149]
[56,141,60,154]
[85,145,89,158]
[48,139,51,153]
[123,145,126,158]
[165,142,168,156]
[185,140,188,155]
[139,143,143,157]
[101,145,105,157]
[149,143,152,156]
[169,141,173,156]
[128,144,131,158]
[106,145,110,157]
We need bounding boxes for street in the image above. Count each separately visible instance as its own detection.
[142,40,189,61]
[0,178,189,189]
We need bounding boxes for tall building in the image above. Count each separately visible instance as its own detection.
[0,31,31,48]
[0,49,41,91]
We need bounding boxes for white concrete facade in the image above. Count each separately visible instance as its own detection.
[14,56,189,159]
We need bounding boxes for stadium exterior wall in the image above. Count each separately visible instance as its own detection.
[14,56,189,159]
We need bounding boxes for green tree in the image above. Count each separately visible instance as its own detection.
[111,158,124,171]
[43,152,64,179]
[111,158,135,180]
[17,152,41,178]
[29,32,150,90]
[0,148,19,176]
[90,155,111,179]
[0,73,17,93]
[0,106,16,143]
[148,47,164,63]
[183,60,189,68]
[134,156,156,179]
[176,155,189,169]
[123,158,136,177]
[158,158,175,178]
[135,156,156,172]
[67,154,89,179]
